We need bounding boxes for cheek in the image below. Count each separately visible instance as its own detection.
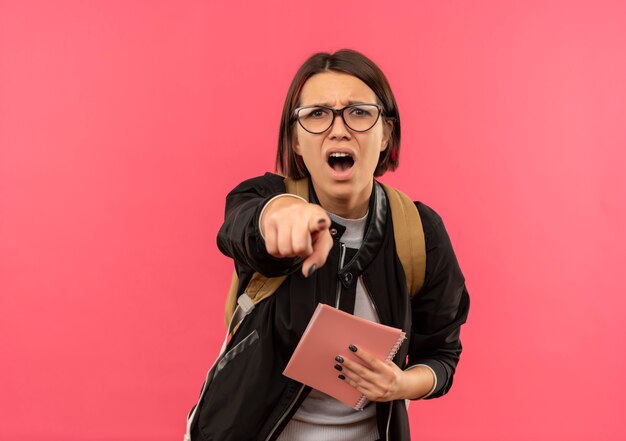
[293,128,316,156]
[296,133,323,157]
[364,133,385,155]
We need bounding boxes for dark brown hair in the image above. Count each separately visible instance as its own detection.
[276,49,401,178]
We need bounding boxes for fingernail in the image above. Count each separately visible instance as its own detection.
[307,264,317,277]
[335,355,344,363]
[349,344,358,352]
[318,218,326,225]
[338,374,346,380]
[334,364,343,371]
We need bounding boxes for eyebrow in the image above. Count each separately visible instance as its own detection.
[304,100,373,107]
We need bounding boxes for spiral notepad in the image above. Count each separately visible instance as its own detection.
[283,303,406,410]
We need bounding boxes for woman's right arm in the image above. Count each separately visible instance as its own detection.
[217,173,332,277]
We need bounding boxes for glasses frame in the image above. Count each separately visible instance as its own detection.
[292,103,383,134]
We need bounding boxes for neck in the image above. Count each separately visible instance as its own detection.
[313,180,373,219]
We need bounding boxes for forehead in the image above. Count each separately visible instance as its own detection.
[298,71,378,106]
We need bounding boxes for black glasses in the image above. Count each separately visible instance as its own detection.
[293,103,383,134]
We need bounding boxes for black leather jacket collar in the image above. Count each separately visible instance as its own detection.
[308,180,388,286]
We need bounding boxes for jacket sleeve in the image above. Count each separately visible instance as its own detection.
[406,202,470,398]
[216,173,304,277]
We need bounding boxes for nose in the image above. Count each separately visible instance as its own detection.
[328,111,351,140]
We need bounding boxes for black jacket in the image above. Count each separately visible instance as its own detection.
[191,173,470,441]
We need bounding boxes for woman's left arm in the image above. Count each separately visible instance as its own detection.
[338,203,470,402]
[405,203,470,399]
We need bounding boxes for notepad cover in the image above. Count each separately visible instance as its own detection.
[283,303,406,410]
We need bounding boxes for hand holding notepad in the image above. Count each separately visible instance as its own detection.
[283,303,406,410]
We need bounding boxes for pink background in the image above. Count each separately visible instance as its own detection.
[1,0,625,439]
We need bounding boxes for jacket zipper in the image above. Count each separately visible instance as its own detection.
[335,248,394,440]
[362,276,393,440]
[264,384,306,441]
[360,276,382,323]
[335,243,347,308]
[265,243,347,440]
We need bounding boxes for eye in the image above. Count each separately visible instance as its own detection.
[300,107,331,119]
[349,106,373,118]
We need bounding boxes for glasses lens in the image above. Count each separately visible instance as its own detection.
[343,105,380,132]
[297,107,333,133]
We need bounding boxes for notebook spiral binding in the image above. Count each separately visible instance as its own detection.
[352,332,407,410]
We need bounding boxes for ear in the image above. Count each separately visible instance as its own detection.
[292,129,302,155]
[380,119,393,152]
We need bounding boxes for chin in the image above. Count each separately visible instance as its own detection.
[329,180,369,198]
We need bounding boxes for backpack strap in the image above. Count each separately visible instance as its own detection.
[284,176,309,202]
[223,177,309,328]
[379,183,426,298]
[225,272,290,328]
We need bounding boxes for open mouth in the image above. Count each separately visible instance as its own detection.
[328,152,355,172]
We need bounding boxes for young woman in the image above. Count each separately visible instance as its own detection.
[189,49,470,441]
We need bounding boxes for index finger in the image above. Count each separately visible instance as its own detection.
[342,345,383,371]
[306,205,331,233]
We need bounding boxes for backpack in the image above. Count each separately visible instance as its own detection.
[184,177,426,441]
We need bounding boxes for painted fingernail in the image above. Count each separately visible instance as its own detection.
[349,344,358,352]
[335,356,344,363]
[338,374,346,380]
[334,364,343,371]
[307,264,317,277]
[318,218,326,225]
